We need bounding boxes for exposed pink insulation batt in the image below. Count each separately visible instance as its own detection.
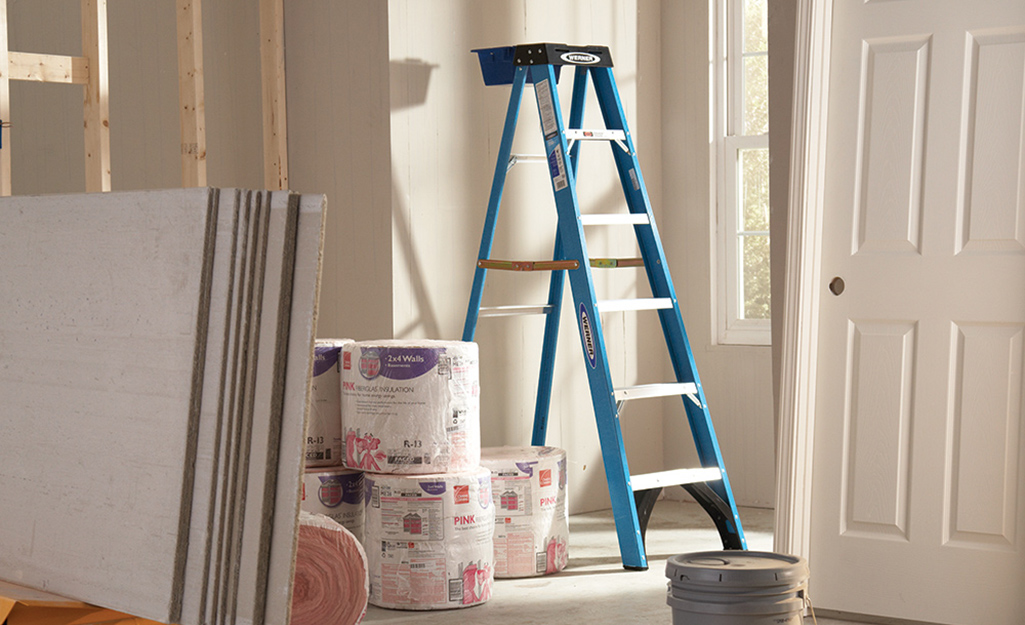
[290,512,369,625]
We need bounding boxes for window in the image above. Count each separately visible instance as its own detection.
[715,0,770,345]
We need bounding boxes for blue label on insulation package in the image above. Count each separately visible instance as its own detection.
[313,344,342,376]
[419,481,447,496]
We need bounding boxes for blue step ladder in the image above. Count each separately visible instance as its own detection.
[462,43,746,570]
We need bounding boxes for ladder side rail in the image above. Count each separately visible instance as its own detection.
[462,68,529,342]
[528,63,648,570]
[531,66,591,446]
[590,67,747,547]
[567,66,590,170]
[679,390,747,547]
[531,234,565,446]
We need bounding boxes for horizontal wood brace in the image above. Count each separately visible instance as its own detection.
[7,52,89,84]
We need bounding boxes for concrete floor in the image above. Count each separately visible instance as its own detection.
[362,500,860,624]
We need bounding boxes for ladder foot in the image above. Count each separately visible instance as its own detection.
[633,486,663,549]
[682,482,745,550]
[622,564,649,572]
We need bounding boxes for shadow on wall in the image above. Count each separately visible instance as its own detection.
[389,57,444,339]
[390,59,437,110]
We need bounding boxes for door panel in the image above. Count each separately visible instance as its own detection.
[812,1,1025,623]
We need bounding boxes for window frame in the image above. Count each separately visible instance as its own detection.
[713,0,771,346]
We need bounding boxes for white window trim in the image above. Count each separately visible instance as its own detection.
[713,0,771,346]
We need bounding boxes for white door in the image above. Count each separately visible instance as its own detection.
[811,0,1025,623]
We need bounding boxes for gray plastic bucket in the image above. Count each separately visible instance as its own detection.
[665,551,809,625]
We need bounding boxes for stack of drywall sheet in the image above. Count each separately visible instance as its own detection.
[0,188,327,625]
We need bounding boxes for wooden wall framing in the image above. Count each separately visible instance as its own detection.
[176,0,207,187]
[0,0,111,196]
[0,0,287,195]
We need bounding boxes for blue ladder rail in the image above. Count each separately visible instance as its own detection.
[463,43,746,570]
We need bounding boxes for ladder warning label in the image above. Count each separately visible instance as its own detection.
[547,145,568,192]
[536,79,558,138]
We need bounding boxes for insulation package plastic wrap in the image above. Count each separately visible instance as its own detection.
[301,467,365,544]
[363,468,495,610]
[481,446,569,577]
[307,339,353,467]
[290,511,369,625]
[341,340,480,474]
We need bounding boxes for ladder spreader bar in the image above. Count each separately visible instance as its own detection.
[630,468,722,492]
[614,382,698,402]
[479,304,554,317]
[590,258,644,269]
[595,297,673,313]
[579,213,650,226]
[479,259,579,271]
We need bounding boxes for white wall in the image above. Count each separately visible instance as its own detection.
[284,1,394,341]
[386,0,667,513]
[659,0,776,508]
[7,0,778,513]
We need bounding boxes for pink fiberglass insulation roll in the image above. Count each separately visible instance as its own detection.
[291,511,368,625]
[341,340,480,474]
[481,446,569,578]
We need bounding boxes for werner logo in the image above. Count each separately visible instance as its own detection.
[579,304,597,368]
[561,52,601,65]
[455,515,476,525]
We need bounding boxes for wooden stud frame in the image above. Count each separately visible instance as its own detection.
[0,0,111,196]
[0,2,286,195]
[259,0,288,191]
[176,0,207,188]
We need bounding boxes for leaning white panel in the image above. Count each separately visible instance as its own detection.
[0,189,214,622]
[260,193,327,625]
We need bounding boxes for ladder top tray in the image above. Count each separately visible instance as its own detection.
[472,43,613,86]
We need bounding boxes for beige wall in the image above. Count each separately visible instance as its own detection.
[659,0,776,508]
[7,0,779,513]
[386,0,666,513]
[284,0,393,341]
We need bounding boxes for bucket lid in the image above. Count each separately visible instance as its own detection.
[665,551,809,588]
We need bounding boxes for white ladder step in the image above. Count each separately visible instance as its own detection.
[614,382,698,403]
[579,213,650,226]
[564,128,626,141]
[630,467,722,492]
[507,154,548,170]
[479,304,554,317]
[595,297,673,313]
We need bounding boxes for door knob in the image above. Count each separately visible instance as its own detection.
[829,276,845,296]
